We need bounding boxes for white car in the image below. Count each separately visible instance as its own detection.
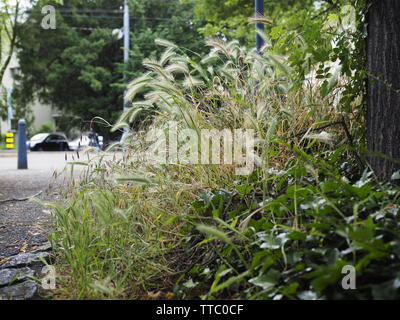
[68,136,91,151]
[69,135,104,151]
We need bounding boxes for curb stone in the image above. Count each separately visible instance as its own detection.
[0,243,53,300]
[0,267,35,286]
[0,280,37,300]
[0,251,50,269]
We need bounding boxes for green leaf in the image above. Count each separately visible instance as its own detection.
[183,279,198,289]
[297,291,318,300]
[196,225,232,245]
[281,282,299,298]
[391,171,400,180]
[210,271,250,294]
[67,161,89,166]
[115,176,152,184]
[248,269,280,290]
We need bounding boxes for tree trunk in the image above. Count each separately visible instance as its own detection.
[0,2,19,83]
[367,0,400,180]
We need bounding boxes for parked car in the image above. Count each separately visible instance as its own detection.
[69,133,104,151]
[68,135,91,151]
[27,133,70,151]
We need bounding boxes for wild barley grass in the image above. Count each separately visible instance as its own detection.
[49,39,353,299]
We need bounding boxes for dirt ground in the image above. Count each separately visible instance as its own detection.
[0,152,80,259]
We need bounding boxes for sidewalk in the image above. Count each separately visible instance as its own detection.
[0,150,18,157]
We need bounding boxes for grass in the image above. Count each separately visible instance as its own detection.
[48,157,236,299]
[46,39,400,300]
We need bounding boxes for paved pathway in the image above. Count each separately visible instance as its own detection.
[0,152,78,258]
[0,150,122,299]
[0,151,81,299]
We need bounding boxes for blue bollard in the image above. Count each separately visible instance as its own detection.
[18,119,28,170]
[255,0,265,54]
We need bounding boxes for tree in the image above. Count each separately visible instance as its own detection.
[13,0,205,137]
[14,0,123,137]
[0,0,20,125]
[125,0,206,86]
[366,0,400,180]
[188,0,315,44]
[0,0,20,82]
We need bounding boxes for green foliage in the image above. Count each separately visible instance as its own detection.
[0,133,6,149]
[46,1,390,301]
[48,37,377,299]
[268,1,367,112]
[190,0,367,119]
[0,86,9,120]
[184,159,400,300]
[48,157,203,299]
[124,0,206,91]
[13,0,205,138]
[0,0,19,81]
[30,121,56,137]
[14,0,123,137]
[188,0,315,43]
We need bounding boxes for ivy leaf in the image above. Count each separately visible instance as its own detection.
[249,269,280,290]
[391,171,400,180]
[297,291,318,300]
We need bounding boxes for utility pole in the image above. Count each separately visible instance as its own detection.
[255,0,265,53]
[123,0,130,113]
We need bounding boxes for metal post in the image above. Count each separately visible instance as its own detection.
[255,0,265,53]
[120,0,131,142]
[17,119,28,170]
[123,0,130,113]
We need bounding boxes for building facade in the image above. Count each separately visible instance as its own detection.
[1,52,54,135]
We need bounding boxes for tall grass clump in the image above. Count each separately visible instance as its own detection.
[49,39,400,300]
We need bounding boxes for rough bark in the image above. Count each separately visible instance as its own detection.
[367,0,400,180]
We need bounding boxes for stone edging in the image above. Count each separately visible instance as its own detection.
[0,243,52,300]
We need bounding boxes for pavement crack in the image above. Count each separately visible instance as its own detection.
[0,191,43,204]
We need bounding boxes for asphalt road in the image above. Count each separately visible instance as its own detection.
[0,151,83,258]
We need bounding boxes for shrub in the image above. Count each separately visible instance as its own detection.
[30,121,56,138]
[48,39,399,300]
